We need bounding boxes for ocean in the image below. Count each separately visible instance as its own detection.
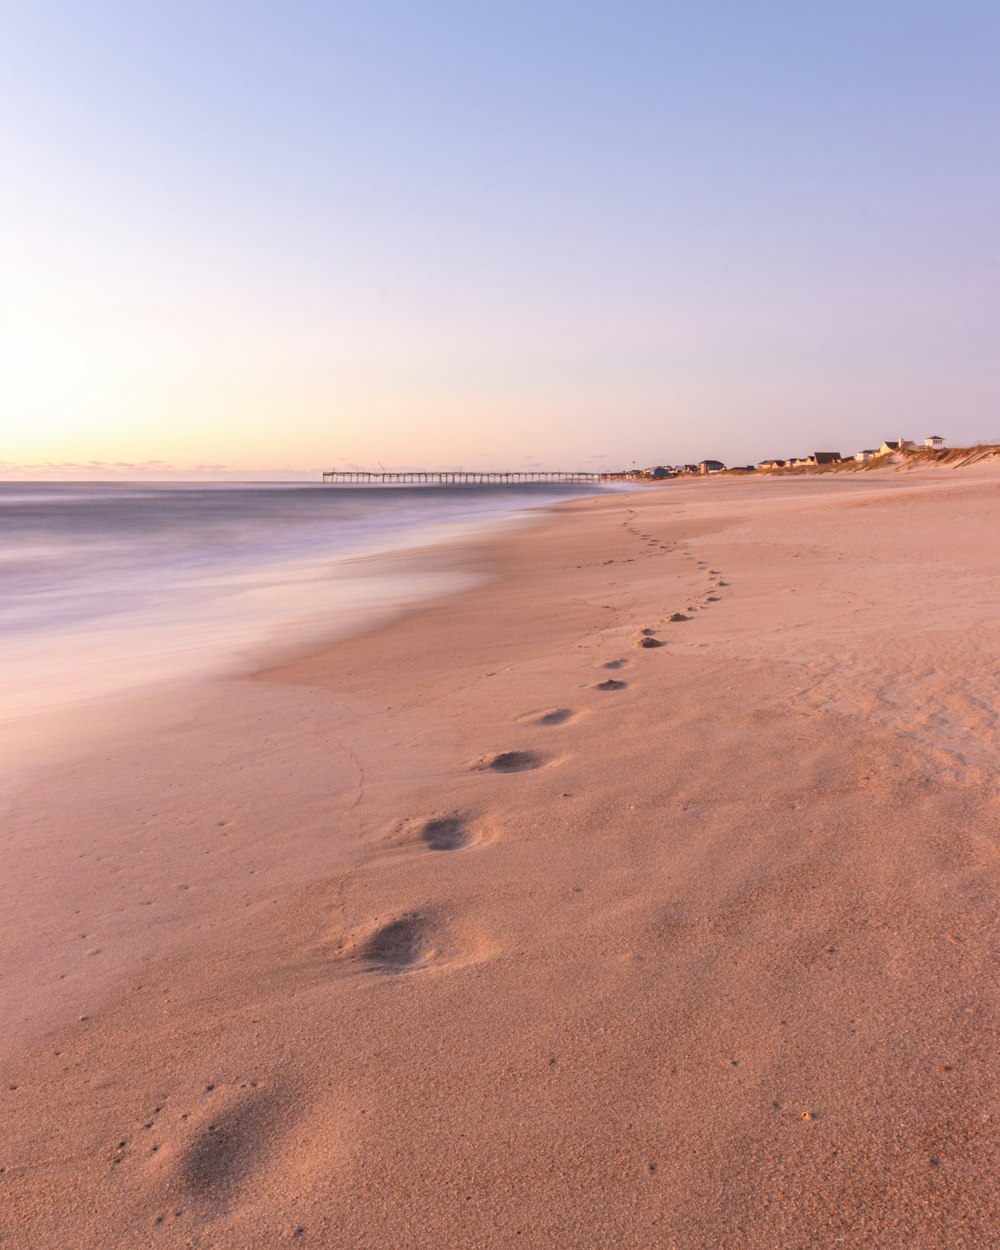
[0,480,605,777]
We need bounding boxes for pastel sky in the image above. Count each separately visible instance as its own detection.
[3,1,999,478]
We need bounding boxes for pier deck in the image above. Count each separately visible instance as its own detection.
[322,470,607,484]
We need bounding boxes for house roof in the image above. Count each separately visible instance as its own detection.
[926,434,944,440]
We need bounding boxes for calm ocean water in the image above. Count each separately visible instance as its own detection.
[0,481,604,772]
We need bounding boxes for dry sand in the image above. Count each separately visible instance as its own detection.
[2,470,998,1248]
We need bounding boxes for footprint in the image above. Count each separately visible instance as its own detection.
[354,913,439,972]
[636,637,665,648]
[480,750,545,773]
[595,679,628,691]
[667,613,690,622]
[535,708,575,726]
[335,908,494,976]
[420,816,472,851]
[602,658,630,670]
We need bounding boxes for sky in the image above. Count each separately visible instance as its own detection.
[3,1,999,478]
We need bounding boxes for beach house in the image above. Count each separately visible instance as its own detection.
[698,459,725,474]
[924,435,945,449]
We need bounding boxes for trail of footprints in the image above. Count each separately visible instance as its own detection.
[344,510,732,980]
[109,515,735,1226]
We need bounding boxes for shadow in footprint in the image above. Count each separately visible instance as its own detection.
[179,1090,282,1198]
[595,679,628,691]
[637,637,665,648]
[536,708,574,726]
[358,914,436,972]
[481,750,544,773]
[603,658,629,670]
[420,816,471,851]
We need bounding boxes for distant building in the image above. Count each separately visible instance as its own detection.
[812,451,842,465]
[854,449,878,462]
[698,459,725,474]
[758,458,787,470]
[879,439,917,455]
[682,464,698,474]
[924,435,945,448]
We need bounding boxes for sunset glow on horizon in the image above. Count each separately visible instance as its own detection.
[4,2,999,478]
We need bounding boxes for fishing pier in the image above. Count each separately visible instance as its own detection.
[322,470,608,485]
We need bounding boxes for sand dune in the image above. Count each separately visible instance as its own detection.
[2,471,998,1247]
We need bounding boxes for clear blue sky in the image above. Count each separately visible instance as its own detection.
[3,1,998,475]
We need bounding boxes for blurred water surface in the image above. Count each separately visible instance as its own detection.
[0,480,602,770]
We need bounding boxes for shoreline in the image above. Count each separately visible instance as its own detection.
[4,471,999,1248]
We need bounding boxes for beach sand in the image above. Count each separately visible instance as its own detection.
[2,469,998,1248]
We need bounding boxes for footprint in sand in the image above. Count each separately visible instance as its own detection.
[419,816,473,851]
[135,1084,289,1219]
[602,658,630,670]
[667,612,691,622]
[479,750,546,773]
[352,914,440,973]
[636,636,665,648]
[595,678,628,691]
[340,910,492,975]
[388,811,491,852]
[531,708,575,726]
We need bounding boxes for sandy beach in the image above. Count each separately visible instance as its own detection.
[3,469,999,1248]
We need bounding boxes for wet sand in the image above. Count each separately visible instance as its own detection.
[3,469,999,1248]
